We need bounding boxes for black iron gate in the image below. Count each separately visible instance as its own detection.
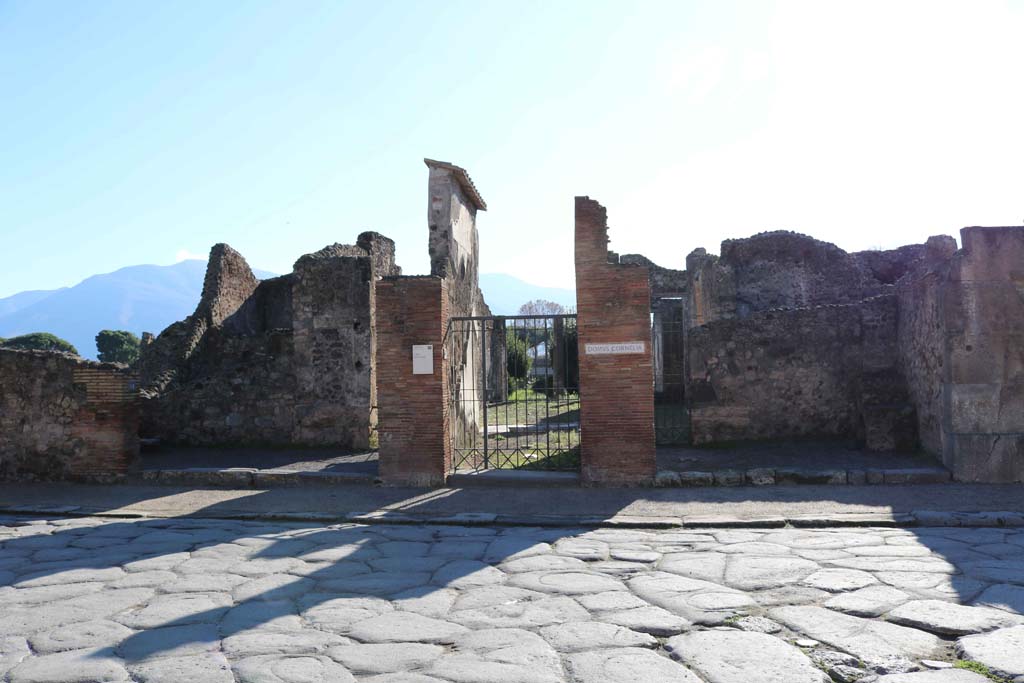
[447,314,580,472]
[653,297,690,444]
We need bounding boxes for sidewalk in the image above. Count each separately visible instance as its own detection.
[2,480,1024,528]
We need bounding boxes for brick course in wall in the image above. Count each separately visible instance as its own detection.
[574,197,656,485]
[0,349,138,481]
[376,276,450,486]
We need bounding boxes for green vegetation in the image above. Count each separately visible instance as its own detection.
[506,332,532,385]
[95,329,141,364]
[0,332,78,355]
[955,660,1011,683]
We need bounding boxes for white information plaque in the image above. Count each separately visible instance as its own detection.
[584,341,646,355]
[412,345,434,374]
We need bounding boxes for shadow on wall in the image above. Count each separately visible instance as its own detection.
[0,485,1023,672]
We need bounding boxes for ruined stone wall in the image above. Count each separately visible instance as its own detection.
[898,227,1024,482]
[686,296,914,449]
[681,232,939,329]
[426,160,490,454]
[0,349,138,480]
[140,233,399,450]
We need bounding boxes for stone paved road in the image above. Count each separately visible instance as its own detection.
[2,516,1023,683]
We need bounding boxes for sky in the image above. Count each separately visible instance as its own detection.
[2,0,1023,298]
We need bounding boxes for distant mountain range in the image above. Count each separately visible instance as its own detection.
[0,263,574,359]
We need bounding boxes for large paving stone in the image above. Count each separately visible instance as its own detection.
[232,654,355,683]
[0,637,30,678]
[483,538,552,564]
[973,583,1024,615]
[956,625,1024,679]
[508,570,625,595]
[802,569,877,592]
[14,567,126,588]
[115,592,232,629]
[392,587,457,618]
[872,671,992,682]
[220,600,304,634]
[659,552,728,582]
[553,538,609,561]
[222,631,352,657]
[725,556,821,590]
[232,574,315,602]
[450,595,590,629]
[319,571,432,596]
[771,605,942,672]
[0,583,104,606]
[629,572,755,624]
[575,590,649,612]
[431,560,506,589]
[565,647,703,683]
[600,606,691,636]
[118,623,221,662]
[29,620,134,654]
[8,647,130,683]
[888,600,1024,636]
[327,643,443,674]
[429,628,562,683]
[302,596,394,634]
[347,612,468,644]
[499,555,587,573]
[129,652,234,683]
[667,630,830,683]
[540,621,657,651]
[824,585,910,617]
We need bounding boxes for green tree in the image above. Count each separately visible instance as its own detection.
[95,330,141,364]
[506,331,532,388]
[0,332,78,355]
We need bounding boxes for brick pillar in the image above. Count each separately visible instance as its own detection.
[376,276,450,486]
[575,197,656,485]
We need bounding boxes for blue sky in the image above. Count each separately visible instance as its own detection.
[2,0,1023,298]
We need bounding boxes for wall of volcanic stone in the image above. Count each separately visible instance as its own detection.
[685,296,914,449]
[0,349,138,481]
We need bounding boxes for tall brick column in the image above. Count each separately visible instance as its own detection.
[575,197,656,485]
[376,276,451,486]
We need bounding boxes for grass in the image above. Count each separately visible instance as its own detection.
[453,387,581,471]
[955,660,1012,683]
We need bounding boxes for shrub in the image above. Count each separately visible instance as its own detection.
[0,332,78,355]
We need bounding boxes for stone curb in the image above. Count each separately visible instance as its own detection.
[655,467,952,488]
[2,504,1023,530]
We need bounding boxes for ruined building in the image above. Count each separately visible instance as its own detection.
[136,158,489,452]
[629,225,1024,483]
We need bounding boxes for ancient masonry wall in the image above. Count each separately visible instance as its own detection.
[376,277,450,486]
[686,296,915,450]
[0,349,138,481]
[139,233,399,449]
[898,227,1024,482]
[575,197,656,485]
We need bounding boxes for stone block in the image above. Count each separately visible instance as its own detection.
[776,469,847,485]
[746,468,776,486]
[713,470,745,487]
[678,471,715,487]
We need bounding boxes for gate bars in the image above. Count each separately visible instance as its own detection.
[446,314,580,472]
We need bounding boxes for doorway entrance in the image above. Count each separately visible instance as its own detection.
[446,314,580,472]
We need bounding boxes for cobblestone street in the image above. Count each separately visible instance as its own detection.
[1,516,1023,682]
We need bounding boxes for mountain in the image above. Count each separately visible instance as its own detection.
[0,265,569,360]
[0,261,276,360]
[478,273,575,315]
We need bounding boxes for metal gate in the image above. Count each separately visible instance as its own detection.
[447,314,580,472]
[652,297,690,444]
